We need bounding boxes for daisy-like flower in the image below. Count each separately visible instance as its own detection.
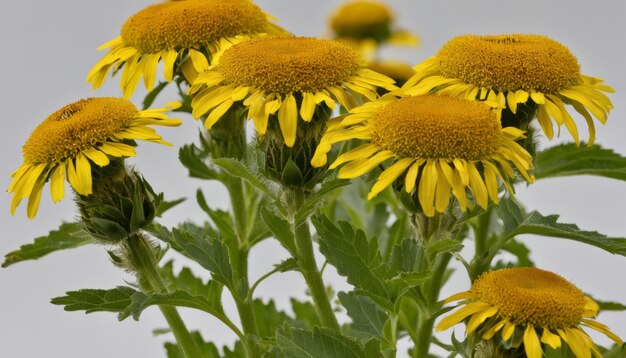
[403,34,614,145]
[311,95,534,217]
[87,0,285,98]
[8,98,181,219]
[367,60,416,88]
[329,0,419,54]
[189,36,397,147]
[437,267,623,358]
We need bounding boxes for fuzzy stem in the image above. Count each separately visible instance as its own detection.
[127,235,202,358]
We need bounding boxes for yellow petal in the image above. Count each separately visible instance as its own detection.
[404,160,423,193]
[277,94,298,147]
[162,49,178,82]
[502,320,516,340]
[467,161,488,209]
[482,320,506,340]
[82,148,111,167]
[26,178,45,220]
[466,306,498,334]
[436,302,491,332]
[49,164,66,203]
[541,329,562,349]
[368,158,414,199]
[418,159,438,217]
[482,161,500,203]
[72,153,93,196]
[188,48,209,73]
[99,142,136,157]
[300,92,317,122]
[205,99,234,130]
[330,143,380,169]
[536,105,554,140]
[507,91,518,114]
[338,150,394,179]
[523,325,543,358]
[141,54,160,91]
[434,160,452,213]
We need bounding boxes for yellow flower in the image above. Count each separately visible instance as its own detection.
[87,0,285,98]
[437,267,623,358]
[8,98,181,219]
[329,0,419,53]
[403,34,614,145]
[367,60,416,88]
[312,95,534,217]
[189,36,397,147]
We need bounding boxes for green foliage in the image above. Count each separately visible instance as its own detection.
[155,196,186,217]
[3,222,94,268]
[179,143,219,180]
[165,331,221,358]
[51,286,135,317]
[160,261,225,315]
[290,299,321,329]
[498,197,626,256]
[261,207,297,255]
[295,178,350,224]
[276,326,372,358]
[338,292,388,338]
[535,143,626,181]
[253,299,297,338]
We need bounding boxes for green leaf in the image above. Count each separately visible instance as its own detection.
[212,158,278,201]
[426,239,463,261]
[179,144,219,180]
[160,260,225,315]
[121,290,227,321]
[296,178,350,224]
[51,286,136,316]
[450,332,472,358]
[290,299,321,329]
[338,292,388,338]
[3,222,94,268]
[274,258,299,273]
[500,239,534,267]
[197,189,236,241]
[165,331,221,358]
[589,296,626,312]
[166,228,233,286]
[498,197,626,256]
[313,216,390,298]
[390,238,421,273]
[253,299,297,338]
[142,81,169,110]
[261,207,297,255]
[276,326,367,358]
[535,143,626,181]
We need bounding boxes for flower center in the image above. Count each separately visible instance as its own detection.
[218,37,360,94]
[371,96,502,159]
[473,268,587,329]
[437,34,581,93]
[121,0,269,53]
[23,98,137,165]
[330,1,393,40]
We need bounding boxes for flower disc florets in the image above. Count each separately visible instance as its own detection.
[217,37,360,94]
[371,96,502,160]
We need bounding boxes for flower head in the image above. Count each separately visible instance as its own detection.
[87,0,285,98]
[189,36,397,147]
[312,95,534,216]
[8,98,181,219]
[438,267,623,358]
[329,0,419,53]
[367,60,416,88]
[403,34,614,145]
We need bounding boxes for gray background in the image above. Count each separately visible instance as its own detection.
[1,0,625,357]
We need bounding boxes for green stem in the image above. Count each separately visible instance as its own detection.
[292,189,340,331]
[413,254,453,358]
[127,235,202,358]
[474,207,492,259]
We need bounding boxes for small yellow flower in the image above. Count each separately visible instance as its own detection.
[8,98,181,219]
[87,0,285,98]
[329,0,419,54]
[404,34,614,145]
[189,36,397,147]
[438,267,623,358]
[312,95,534,217]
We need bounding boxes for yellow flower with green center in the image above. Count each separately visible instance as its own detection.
[87,0,285,99]
[437,267,623,358]
[329,0,419,53]
[189,36,397,147]
[403,34,614,145]
[311,95,534,217]
[8,98,181,219]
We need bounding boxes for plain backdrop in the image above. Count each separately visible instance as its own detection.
[1,1,625,357]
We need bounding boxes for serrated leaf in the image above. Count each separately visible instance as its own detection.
[179,144,219,180]
[501,239,534,267]
[121,290,226,321]
[197,189,236,241]
[3,222,94,268]
[291,299,321,329]
[254,299,297,338]
[313,216,390,298]
[498,197,626,256]
[51,286,136,316]
[274,258,299,273]
[276,326,367,358]
[588,296,626,312]
[165,228,233,286]
[390,238,421,273]
[160,260,225,315]
[165,331,221,358]
[296,178,350,224]
[535,143,626,181]
[426,239,463,261]
[261,207,297,255]
[212,158,277,200]
[450,332,472,358]
[338,292,388,338]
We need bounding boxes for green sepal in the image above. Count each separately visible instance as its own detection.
[281,158,305,187]
[3,222,94,268]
